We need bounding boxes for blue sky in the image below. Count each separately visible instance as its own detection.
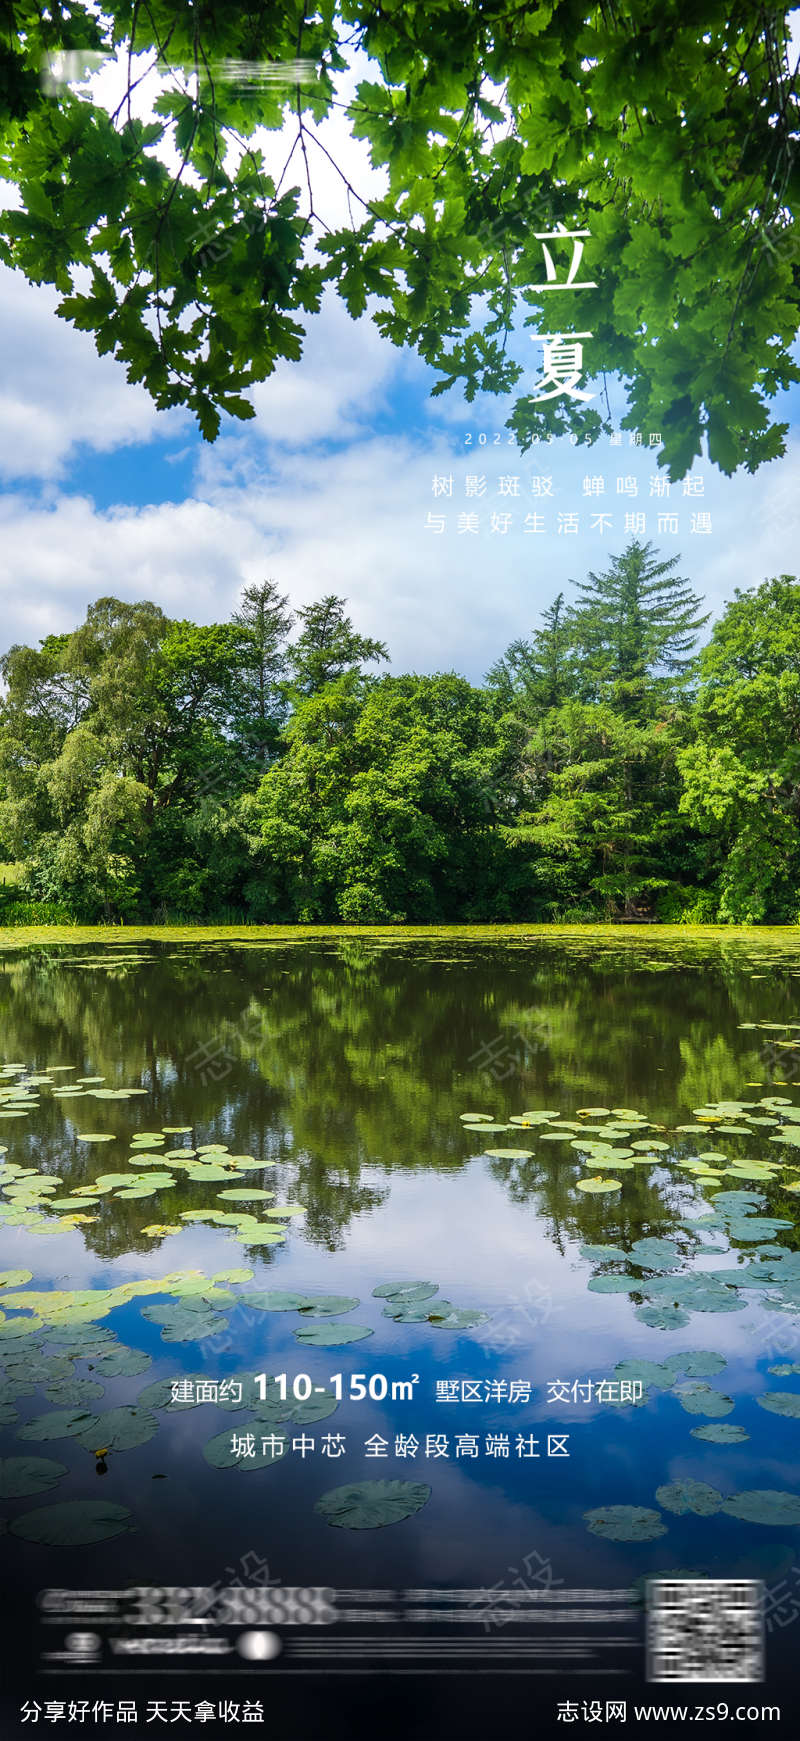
[1,34,799,681]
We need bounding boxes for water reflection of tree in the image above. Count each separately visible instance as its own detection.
[486,1154,688,1257]
[1,933,800,1265]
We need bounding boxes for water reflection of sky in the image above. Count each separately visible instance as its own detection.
[4,933,800,1710]
[4,1143,800,1588]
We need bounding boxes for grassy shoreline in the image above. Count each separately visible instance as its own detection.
[2,921,800,945]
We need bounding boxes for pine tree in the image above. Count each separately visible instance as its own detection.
[486,593,578,716]
[572,541,709,715]
[230,580,294,764]
[288,597,389,698]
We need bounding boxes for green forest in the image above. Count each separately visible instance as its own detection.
[1,541,798,928]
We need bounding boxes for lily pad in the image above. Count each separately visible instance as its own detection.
[635,1305,691,1329]
[669,1352,727,1379]
[216,1189,274,1201]
[484,1147,534,1159]
[43,1379,105,1406]
[17,1409,101,1441]
[427,1306,490,1329]
[614,1359,676,1391]
[238,1291,314,1312]
[756,1392,800,1418]
[140,1301,230,1342]
[10,1499,134,1545]
[74,1406,159,1452]
[583,1504,667,1542]
[314,1479,430,1530]
[690,1423,750,1444]
[0,1269,33,1290]
[236,1229,286,1246]
[93,1347,152,1378]
[629,1238,682,1268]
[579,1245,627,1264]
[294,1323,373,1347]
[576,1177,623,1193]
[654,1479,723,1516]
[297,1296,360,1317]
[372,1282,438,1302]
[677,1385,735,1418]
[722,1490,800,1526]
[0,1456,68,1498]
[0,1377,34,1403]
[587,1274,642,1293]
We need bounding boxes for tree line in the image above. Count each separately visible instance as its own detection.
[1,541,798,926]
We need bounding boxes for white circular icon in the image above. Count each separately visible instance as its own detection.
[236,1629,282,1662]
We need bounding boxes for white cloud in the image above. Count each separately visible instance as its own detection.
[0,265,184,481]
[0,492,263,645]
[246,291,400,447]
[2,421,799,679]
[1,165,798,677]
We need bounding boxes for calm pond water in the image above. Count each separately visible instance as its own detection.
[2,926,800,1735]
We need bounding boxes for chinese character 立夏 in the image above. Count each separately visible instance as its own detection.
[532,225,597,290]
[530,333,594,403]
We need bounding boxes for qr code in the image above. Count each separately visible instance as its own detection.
[647,1580,764,1682]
